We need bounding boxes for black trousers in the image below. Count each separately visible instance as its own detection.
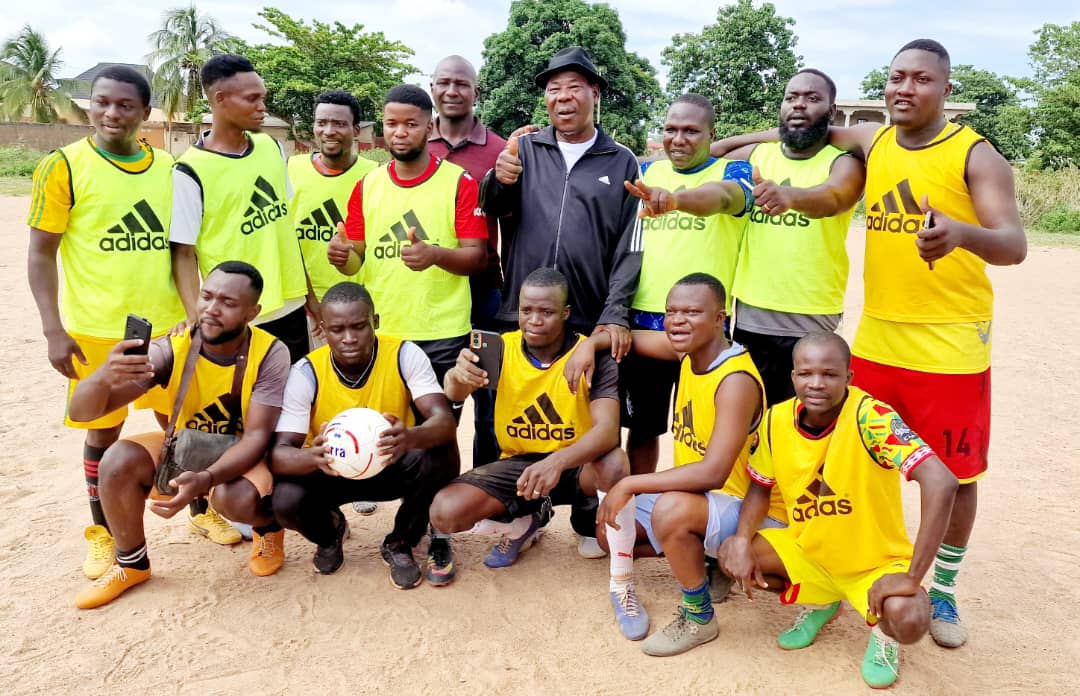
[258,305,310,365]
[732,328,800,406]
[272,445,458,549]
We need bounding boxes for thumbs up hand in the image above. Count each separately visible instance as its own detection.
[400,226,437,271]
[327,221,354,269]
[751,166,791,216]
[495,124,537,185]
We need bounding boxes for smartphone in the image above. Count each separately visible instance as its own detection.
[123,314,153,356]
[469,330,503,388]
[923,210,936,271]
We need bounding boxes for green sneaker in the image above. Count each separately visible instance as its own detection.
[777,602,841,650]
[861,631,900,689]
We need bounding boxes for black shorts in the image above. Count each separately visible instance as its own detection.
[619,351,679,438]
[260,305,311,364]
[454,455,597,536]
[732,328,799,406]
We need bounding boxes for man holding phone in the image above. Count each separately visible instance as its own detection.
[26,66,186,580]
[429,269,649,641]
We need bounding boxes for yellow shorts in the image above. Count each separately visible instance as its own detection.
[64,334,170,429]
[761,527,910,626]
[125,431,274,499]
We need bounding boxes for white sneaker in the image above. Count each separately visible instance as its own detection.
[577,534,607,559]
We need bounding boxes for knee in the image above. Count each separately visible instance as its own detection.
[881,592,930,644]
[429,489,471,534]
[98,441,153,489]
[651,492,693,537]
[270,481,307,527]
[211,480,260,523]
[595,448,629,491]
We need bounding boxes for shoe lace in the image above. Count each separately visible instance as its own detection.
[931,597,960,623]
[614,584,641,617]
[872,636,899,677]
[256,533,279,558]
[205,508,234,533]
[665,611,696,640]
[89,535,114,562]
[788,606,817,632]
[92,564,127,587]
[494,535,512,554]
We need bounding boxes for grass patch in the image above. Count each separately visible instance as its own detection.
[1016,167,1080,234]
[0,176,32,196]
[358,148,391,165]
[0,145,46,177]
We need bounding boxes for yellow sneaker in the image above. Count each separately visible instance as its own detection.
[190,506,243,545]
[249,529,285,576]
[83,525,116,579]
[75,563,151,609]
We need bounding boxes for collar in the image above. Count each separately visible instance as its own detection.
[388,153,440,186]
[429,116,489,147]
[673,156,719,175]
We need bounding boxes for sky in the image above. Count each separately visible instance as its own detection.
[1,0,1074,100]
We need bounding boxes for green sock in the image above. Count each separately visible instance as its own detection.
[927,543,966,604]
[680,579,713,625]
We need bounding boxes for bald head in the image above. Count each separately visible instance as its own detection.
[432,56,478,121]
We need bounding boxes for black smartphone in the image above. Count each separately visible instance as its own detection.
[123,314,153,356]
[469,330,503,388]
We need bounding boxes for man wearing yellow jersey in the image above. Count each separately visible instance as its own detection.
[68,263,293,609]
[26,66,186,580]
[617,94,752,485]
[429,269,645,640]
[720,332,958,688]
[270,282,459,588]
[583,273,783,656]
[328,84,487,385]
[815,40,1026,648]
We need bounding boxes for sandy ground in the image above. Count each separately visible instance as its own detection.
[2,193,1078,695]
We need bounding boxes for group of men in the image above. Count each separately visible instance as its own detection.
[28,35,1025,688]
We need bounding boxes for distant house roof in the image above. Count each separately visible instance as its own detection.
[65,63,161,107]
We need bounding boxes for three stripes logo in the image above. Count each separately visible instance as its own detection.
[866,178,923,234]
[672,402,707,456]
[185,394,243,435]
[98,200,168,252]
[790,461,852,523]
[748,178,810,228]
[373,210,430,260]
[505,393,576,441]
[240,176,288,235]
[296,198,345,242]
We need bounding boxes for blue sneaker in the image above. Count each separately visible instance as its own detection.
[484,513,542,568]
[610,582,650,640]
[930,596,968,647]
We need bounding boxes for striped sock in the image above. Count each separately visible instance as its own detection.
[116,543,150,571]
[83,444,108,531]
[927,543,966,605]
[680,579,713,625]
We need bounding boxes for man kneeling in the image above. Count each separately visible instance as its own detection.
[270,282,458,588]
[429,268,647,640]
[70,262,292,609]
[720,332,958,688]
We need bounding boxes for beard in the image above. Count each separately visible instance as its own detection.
[779,111,832,151]
[392,144,426,163]
[201,322,247,346]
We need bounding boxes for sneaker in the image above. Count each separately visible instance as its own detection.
[610,582,650,640]
[249,529,285,576]
[484,513,542,568]
[777,602,842,650]
[930,596,969,648]
[380,540,422,589]
[83,525,115,580]
[577,534,607,559]
[861,631,900,689]
[314,512,350,575]
[351,501,378,516]
[425,535,456,587]
[190,507,242,545]
[231,521,253,541]
[641,610,719,657]
[705,556,733,603]
[75,563,151,610]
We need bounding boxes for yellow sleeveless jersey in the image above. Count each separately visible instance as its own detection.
[360,159,472,340]
[288,154,376,299]
[634,158,746,313]
[734,142,853,315]
[52,138,185,338]
[495,331,593,459]
[857,124,992,373]
[163,327,278,434]
[304,337,415,444]
[671,345,785,522]
[178,133,308,318]
[748,387,935,576]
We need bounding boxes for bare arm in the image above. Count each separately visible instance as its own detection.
[710,129,779,158]
[443,348,484,402]
[905,456,959,581]
[270,430,330,477]
[400,393,456,450]
[825,123,881,160]
[407,237,486,276]
[752,154,866,219]
[171,243,201,322]
[68,339,159,421]
[27,228,88,379]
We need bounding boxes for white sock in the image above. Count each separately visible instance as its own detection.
[598,490,636,590]
[871,624,897,645]
[470,516,534,538]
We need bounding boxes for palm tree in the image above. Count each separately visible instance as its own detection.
[146,4,236,121]
[0,26,86,123]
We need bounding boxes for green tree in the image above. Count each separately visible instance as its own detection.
[662,0,801,138]
[1028,22,1080,169]
[1028,20,1080,87]
[146,4,237,121]
[0,26,85,123]
[245,7,416,139]
[859,66,888,100]
[477,0,661,154]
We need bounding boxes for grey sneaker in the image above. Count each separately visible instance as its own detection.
[705,556,733,603]
[641,610,719,657]
[930,597,968,648]
[351,501,378,516]
[577,534,607,559]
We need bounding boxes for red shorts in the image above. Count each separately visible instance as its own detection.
[851,356,989,483]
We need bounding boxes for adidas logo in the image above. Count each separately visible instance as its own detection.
[240,176,288,235]
[672,402,707,456]
[184,394,243,435]
[99,199,168,252]
[866,178,923,234]
[791,461,852,522]
[296,198,345,242]
[748,178,810,228]
[505,393,576,441]
[374,210,430,260]
[598,175,610,185]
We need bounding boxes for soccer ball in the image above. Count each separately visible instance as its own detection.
[323,408,392,479]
